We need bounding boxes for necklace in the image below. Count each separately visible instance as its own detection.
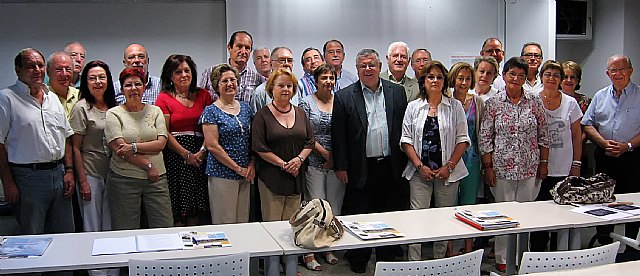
[175,93,192,101]
[219,100,236,109]
[541,92,560,105]
[272,102,292,113]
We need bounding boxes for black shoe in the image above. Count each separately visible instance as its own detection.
[350,262,367,274]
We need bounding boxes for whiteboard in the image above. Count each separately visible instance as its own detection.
[0,1,226,88]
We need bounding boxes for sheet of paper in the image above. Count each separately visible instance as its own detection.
[92,236,137,256]
[571,205,634,220]
[136,233,184,252]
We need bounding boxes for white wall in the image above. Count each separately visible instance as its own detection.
[0,2,226,88]
[623,0,640,85]
[504,0,556,61]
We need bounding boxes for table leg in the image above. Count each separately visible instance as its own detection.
[264,256,280,276]
[506,234,517,275]
[556,229,569,250]
[568,228,581,250]
[250,258,258,276]
[285,254,298,276]
[614,224,626,253]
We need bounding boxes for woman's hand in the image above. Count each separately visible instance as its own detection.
[483,167,496,187]
[322,152,334,169]
[245,162,255,181]
[537,163,548,180]
[418,165,436,181]
[570,166,580,177]
[116,143,134,157]
[434,166,451,179]
[147,166,159,182]
[186,151,204,167]
[284,157,303,176]
[78,178,92,201]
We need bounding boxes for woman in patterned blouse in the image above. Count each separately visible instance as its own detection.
[479,57,549,272]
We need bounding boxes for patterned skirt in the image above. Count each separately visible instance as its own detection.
[164,133,209,223]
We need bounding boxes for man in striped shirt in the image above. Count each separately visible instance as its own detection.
[298,47,324,97]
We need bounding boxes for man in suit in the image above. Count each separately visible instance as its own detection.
[332,48,408,273]
[380,41,419,102]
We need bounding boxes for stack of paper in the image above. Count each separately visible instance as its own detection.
[0,237,53,258]
[570,202,640,220]
[455,210,519,231]
[340,221,405,240]
[92,233,184,256]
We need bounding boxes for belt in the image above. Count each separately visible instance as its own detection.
[367,156,391,163]
[9,160,62,170]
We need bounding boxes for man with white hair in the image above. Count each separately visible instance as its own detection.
[380,41,419,102]
[64,42,86,87]
[253,47,271,79]
[47,52,79,118]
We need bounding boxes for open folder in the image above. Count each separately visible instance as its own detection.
[92,233,184,256]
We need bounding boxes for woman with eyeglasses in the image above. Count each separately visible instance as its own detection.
[156,54,213,226]
[200,64,254,225]
[562,61,592,177]
[530,60,583,252]
[479,57,549,272]
[105,67,173,230]
[401,61,469,261]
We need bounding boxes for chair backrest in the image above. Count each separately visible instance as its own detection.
[374,249,483,276]
[518,241,619,274]
[129,251,249,276]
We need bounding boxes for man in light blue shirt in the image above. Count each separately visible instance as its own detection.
[250,47,301,113]
[582,55,640,244]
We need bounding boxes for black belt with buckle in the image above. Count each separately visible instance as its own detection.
[9,160,62,170]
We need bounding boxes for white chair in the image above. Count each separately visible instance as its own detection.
[129,251,249,276]
[374,249,483,276]
[517,241,619,274]
[611,230,640,250]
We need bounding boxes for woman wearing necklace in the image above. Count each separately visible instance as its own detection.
[252,68,314,223]
[401,61,469,261]
[472,56,500,101]
[105,67,173,230]
[530,60,583,252]
[448,62,484,255]
[200,64,254,225]
[156,54,213,226]
[299,64,342,270]
[562,61,591,177]
[479,57,549,272]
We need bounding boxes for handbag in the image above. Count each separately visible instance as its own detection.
[550,173,616,204]
[289,199,344,249]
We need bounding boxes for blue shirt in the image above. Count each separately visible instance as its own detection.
[361,80,390,157]
[581,82,640,142]
[298,72,317,98]
[199,102,253,179]
[335,69,358,91]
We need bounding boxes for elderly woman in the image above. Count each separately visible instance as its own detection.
[402,61,470,261]
[71,60,118,232]
[530,60,583,251]
[200,64,254,225]
[299,64,342,270]
[252,68,314,222]
[155,54,213,226]
[562,61,592,177]
[472,56,500,101]
[105,67,173,230]
[479,57,549,272]
[449,62,484,255]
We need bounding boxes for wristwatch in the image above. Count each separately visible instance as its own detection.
[628,142,634,152]
[200,145,207,152]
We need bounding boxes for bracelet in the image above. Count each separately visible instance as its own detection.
[416,164,423,171]
[297,155,304,162]
[200,145,207,152]
[571,160,582,165]
[131,143,137,155]
[282,161,288,170]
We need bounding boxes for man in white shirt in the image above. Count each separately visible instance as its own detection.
[0,48,75,235]
[521,42,544,94]
[381,41,419,102]
[480,37,506,91]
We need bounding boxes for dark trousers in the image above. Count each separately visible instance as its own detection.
[594,147,640,246]
[530,176,566,251]
[343,157,407,266]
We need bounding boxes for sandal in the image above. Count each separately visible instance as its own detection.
[324,252,339,265]
[303,253,322,271]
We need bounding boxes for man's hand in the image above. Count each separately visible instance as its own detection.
[2,180,19,204]
[63,171,75,198]
[605,140,625,157]
[336,170,348,184]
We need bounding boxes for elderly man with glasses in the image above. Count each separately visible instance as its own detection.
[520,42,545,94]
[250,47,302,113]
[480,37,506,92]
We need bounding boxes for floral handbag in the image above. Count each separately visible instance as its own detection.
[550,173,616,204]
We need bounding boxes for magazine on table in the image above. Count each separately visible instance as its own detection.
[340,220,405,240]
[0,237,53,258]
[179,231,231,249]
[455,209,519,231]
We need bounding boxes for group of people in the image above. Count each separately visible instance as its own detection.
[0,30,638,275]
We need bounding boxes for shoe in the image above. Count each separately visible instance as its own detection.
[350,262,367,274]
[303,253,322,271]
[324,252,339,265]
[496,263,506,273]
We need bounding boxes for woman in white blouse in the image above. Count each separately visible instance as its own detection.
[401,61,470,260]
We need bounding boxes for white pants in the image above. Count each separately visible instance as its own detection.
[304,166,345,215]
[78,175,111,232]
[208,177,250,225]
[407,172,459,260]
[492,177,540,264]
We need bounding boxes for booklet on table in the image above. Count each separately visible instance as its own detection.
[0,237,53,259]
[340,220,405,240]
[455,210,519,231]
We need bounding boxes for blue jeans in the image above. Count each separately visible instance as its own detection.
[11,164,74,234]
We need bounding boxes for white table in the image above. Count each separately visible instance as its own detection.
[524,260,640,275]
[0,223,282,275]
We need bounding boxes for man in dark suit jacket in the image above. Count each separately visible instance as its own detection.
[332,48,408,273]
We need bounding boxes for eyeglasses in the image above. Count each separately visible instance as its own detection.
[608,67,629,74]
[358,63,378,70]
[483,49,503,54]
[523,53,542,59]
[426,75,444,81]
[220,78,238,84]
[88,75,107,83]
[563,76,578,81]
[412,58,430,64]
[507,71,527,80]
[542,72,561,79]
[272,58,294,64]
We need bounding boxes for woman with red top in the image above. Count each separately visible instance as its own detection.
[156,54,213,226]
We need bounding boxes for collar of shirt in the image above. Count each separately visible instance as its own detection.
[387,70,406,85]
[526,75,541,87]
[608,82,637,98]
[16,80,51,96]
[360,79,383,94]
[229,59,248,76]
[48,84,77,101]
[497,89,535,102]
[415,95,453,110]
